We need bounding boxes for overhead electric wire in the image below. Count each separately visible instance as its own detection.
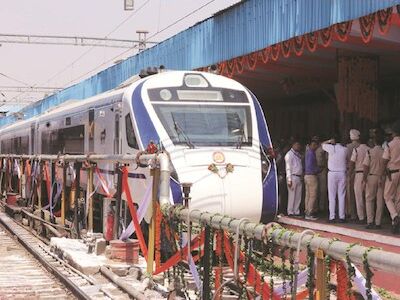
[65,0,219,87]
[0,72,30,87]
[9,0,151,104]
[146,0,217,41]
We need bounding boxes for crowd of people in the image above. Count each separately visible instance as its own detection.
[275,119,400,234]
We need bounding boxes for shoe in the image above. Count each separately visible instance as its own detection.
[375,225,382,230]
[293,214,302,218]
[328,219,336,224]
[392,216,400,234]
[366,223,375,229]
[338,219,347,223]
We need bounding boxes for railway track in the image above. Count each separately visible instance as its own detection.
[0,211,138,300]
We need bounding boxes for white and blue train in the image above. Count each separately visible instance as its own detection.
[0,70,277,224]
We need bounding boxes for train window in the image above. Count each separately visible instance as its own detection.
[125,114,138,149]
[1,139,11,154]
[41,125,84,154]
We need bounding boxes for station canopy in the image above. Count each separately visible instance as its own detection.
[2,0,400,136]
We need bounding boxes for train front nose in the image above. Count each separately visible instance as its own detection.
[177,150,263,222]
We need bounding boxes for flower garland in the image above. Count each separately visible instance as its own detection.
[345,243,358,297]
[362,247,376,300]
[305,241,315,300]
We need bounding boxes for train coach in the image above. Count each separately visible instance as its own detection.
[0,70,277,232]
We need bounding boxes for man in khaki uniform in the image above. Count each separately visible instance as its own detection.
[346,129,360,221]
[350,134,369,223]
[363,136,385,229]
[383,121,400,234]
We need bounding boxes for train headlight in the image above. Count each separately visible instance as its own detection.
[184,74,208,87]
[160,89,172,101]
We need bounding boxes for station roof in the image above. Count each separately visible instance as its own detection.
[1,0,400,127]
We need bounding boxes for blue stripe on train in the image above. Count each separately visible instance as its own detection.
[250,92,278,223]
[131,82,182,204]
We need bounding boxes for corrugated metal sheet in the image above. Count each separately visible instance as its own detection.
[2,0,400,126]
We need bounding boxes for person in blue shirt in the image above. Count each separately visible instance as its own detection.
[304,138,320,220]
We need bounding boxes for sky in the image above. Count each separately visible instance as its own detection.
[0,0,241,112]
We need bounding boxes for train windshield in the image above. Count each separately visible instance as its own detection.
[153,104,252,147]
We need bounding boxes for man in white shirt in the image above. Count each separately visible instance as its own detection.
[285,141,303,216]
[322,136,348,223]
[349,134,370,223]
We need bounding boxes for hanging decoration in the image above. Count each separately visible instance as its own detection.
[377,8,393,35]
[199,7,399,82]
[281,39,292,58]
[260,47,271,63]
[320,27,333,47]
[359,13,376,43]
[246,52,258,70]
[335,21,352,42]
[305,31,318,52]
[235,56,245,74]
[293,36,305,56]
[270,44,280,61]
[225,59,235,78]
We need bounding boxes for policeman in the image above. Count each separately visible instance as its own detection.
[349,133,369,223]
[346,129,360,221]
[383,120,400,233]
[363,133,385,229]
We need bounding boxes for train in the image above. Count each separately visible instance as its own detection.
[0,70,277,228]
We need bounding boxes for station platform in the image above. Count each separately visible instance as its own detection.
[278,215,400,252]
[278,215,400,296]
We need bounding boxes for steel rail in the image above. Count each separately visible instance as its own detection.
[0,214,91,300]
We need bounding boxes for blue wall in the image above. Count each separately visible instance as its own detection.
[2,0,399,126]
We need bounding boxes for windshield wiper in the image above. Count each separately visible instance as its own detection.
[172,116,195,149]
[232,123,245,149]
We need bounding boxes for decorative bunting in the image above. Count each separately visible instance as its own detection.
[377,8,393,34]
[359,13,375,43]
[335,21,352,42]
[270,44,280,61]
[281,39,292,58]
[293,36,305,56]
[320,27,333,47]
[260,47,271,63]
[305,31,318,52]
